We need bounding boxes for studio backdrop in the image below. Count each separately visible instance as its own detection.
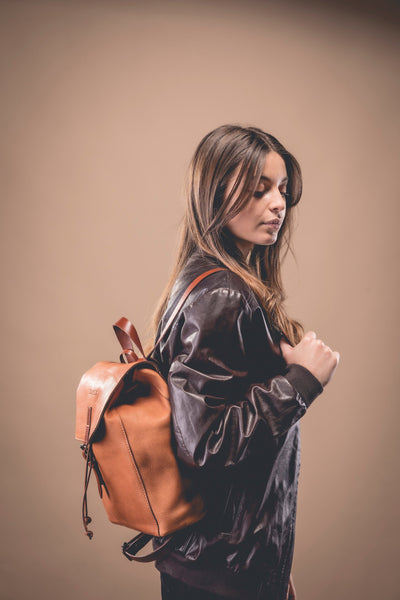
[1,1,399,599]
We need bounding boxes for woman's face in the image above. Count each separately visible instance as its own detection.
[224,151,288,258]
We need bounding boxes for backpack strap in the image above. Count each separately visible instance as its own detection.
[113,317,146,360]
[113,267,227,361]
[122,532,176,563]
[148,267,227,358]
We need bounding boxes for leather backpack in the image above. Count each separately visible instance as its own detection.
[75,268,225,561]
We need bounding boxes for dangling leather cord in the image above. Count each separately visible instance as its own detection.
[81,406,94,539]
[81,444,94,539]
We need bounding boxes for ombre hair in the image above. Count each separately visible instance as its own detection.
[150,124,304,347]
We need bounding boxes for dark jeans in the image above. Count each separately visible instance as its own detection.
[160,573,231,600]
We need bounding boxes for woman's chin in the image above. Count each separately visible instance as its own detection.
[258,233,278,246]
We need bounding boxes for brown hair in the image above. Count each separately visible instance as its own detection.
[149,124,304,348]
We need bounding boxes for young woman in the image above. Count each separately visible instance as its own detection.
[149,124,339,600]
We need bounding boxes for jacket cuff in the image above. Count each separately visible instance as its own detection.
[284,363,323,408]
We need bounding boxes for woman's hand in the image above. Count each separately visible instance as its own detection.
[286,573,296,599]
[280,330,340,388]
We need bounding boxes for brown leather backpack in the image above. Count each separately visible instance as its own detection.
[75,268,225,561]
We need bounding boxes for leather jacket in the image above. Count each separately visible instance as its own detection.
[150,250,323,600]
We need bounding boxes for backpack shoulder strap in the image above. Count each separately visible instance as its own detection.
[113,267,226,360]
[147,267,226,358]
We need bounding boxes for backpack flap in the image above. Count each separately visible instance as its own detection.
[75,360,142,444]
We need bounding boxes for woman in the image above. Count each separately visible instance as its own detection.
[149,124,339,600]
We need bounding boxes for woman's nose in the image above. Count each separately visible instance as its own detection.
[268,188,286,212]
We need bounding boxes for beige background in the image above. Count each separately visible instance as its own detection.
[1,0,399,598]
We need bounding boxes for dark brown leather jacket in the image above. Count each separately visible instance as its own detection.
[151,250,323,600]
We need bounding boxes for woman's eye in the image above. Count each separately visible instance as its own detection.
[253,188,290,200]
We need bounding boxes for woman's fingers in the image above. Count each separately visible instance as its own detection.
[280,338,292,351]
[280,330,340,387]
[279,338,294,362]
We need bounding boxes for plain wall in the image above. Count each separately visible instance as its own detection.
[1,0,399,598]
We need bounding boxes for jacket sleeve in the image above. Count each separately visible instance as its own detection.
[167,286,323,471]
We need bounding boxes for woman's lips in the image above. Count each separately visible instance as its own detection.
[261,221,281,229]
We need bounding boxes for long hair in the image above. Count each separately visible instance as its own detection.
[149,124,304,347]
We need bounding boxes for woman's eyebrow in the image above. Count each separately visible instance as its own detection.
[260,175,289,184]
